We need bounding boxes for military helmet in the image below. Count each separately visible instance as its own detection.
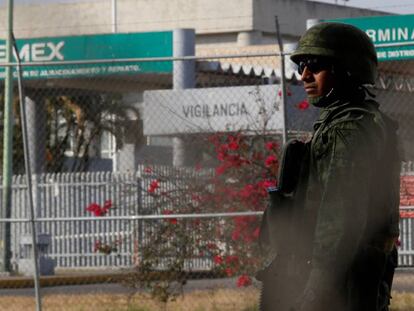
[290,22,378,85]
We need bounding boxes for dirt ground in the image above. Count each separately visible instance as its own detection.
[393,269,414,293]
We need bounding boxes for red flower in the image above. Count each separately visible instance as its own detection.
[162,210,178,224]
[144,167,152,173]
[298,99,310,110]
[148,180,160,193]
[265,155,278,167]
[86,203,101,216]
[227,135,240,151]
[278,89,292,97]
[214,255,223,265]
[237,274,252,287]
[215,164,227,176]
[86,202,109,217]
[263,179,277,189]
[265,141,279,151]
[228,141,239,151]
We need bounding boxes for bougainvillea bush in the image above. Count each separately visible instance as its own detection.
[86,92,310,303]
[127,132,280,301]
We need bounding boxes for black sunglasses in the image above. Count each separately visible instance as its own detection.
[297,57,333,75]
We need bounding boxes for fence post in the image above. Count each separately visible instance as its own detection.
[0,0,14,275]
[172,28,196,167]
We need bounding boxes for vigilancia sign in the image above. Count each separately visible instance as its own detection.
[0,31,173,79]
[328,14,414,61]
[144,85,287,135]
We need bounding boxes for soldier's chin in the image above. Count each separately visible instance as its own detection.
[307,95,326,107]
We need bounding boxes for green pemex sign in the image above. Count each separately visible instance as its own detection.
[0,31,173,79]
[327,14,414,62]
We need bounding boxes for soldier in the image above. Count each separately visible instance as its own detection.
[258,22,400,311]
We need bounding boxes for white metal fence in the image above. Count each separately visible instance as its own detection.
[399,163,414,266]
[3,165,217,269]
[399,205,414,266]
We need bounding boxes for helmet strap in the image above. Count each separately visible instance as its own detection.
[307,88,336,108]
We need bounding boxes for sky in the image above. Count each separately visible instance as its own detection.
[309,0,414,14]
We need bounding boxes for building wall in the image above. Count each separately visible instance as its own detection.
[0,0,389,44]
[117,0,253,34]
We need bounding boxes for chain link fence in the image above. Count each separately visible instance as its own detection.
[0,9,414,311]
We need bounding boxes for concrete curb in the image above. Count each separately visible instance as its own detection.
[0,271,224,289]
[0,273,124,289]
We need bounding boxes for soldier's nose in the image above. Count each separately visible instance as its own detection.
[301,66,314,82]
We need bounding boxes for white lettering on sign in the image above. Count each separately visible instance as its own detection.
[377,51,387,59]
[0,41,65,62]
[182,103,248,118]
[18,44,30,62]
[387,49,414,58]
[366,27,414,43]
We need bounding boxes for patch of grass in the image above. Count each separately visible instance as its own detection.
[390,292,414,311]
[0,289,412,311]
[241,304,259,311]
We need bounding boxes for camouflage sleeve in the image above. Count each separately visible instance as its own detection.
[306,116,382,296]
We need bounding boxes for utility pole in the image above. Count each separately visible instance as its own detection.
[1,0,14,273]
[275,16,288,145]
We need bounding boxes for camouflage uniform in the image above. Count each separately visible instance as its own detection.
[299,96,400,311]
[258,23,400,311]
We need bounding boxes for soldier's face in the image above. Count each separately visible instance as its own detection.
[299,58,336,98]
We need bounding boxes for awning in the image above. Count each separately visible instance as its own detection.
[196,44,300,80]
[197,60,300,80]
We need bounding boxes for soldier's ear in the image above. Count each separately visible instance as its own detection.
[331,64,353,83]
